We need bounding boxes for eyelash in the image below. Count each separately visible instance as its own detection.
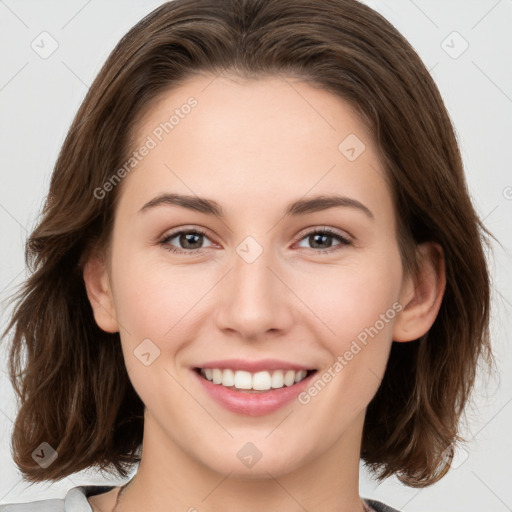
[158,227,352,255]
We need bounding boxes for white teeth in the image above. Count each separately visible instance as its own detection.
[253,371,271,391]
[295,370,307,383]
[234,370,252,389]
[212,368,223,384]
[222,368,235,386]
[199,368,311,390]
[271,370,284,388]
[284,370,295,386]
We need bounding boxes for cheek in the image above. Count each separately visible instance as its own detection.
[110,245,210,340]
[299,249,402,400]
[109,250,204,400]
[302,253,402,344]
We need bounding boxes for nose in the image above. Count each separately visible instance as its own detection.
[213,241,295,341]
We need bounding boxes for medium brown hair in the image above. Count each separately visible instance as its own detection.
[3,0,494,488]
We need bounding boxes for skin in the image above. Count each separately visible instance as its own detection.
[84,73,445,512]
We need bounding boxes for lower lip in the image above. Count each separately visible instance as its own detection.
[192,369,316,416]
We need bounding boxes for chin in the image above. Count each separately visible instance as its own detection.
[198,442,311,480]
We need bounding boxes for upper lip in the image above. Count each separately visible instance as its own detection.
[194,358,315,372]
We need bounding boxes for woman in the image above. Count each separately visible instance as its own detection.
[1,0,493,511]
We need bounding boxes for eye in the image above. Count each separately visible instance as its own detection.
[295,227,352,253]
[158,226,352,255]
[159,227,214,254]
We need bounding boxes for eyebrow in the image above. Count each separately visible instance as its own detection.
[139,193,374,219]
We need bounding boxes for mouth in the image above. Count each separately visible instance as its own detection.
[194,367,318,393]
[192,361,319,416]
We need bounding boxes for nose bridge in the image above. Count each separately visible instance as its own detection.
[234,238,273,298]
[214,235,293,338]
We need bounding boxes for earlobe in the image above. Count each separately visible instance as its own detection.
[82,254,119,333]
[393,242,446,343]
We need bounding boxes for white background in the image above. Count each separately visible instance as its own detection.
[0,1,511,510]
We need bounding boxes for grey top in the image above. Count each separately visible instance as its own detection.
[0,486,401,511]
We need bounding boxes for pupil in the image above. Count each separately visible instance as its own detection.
[311,234,331,248]
[181,233,202,249]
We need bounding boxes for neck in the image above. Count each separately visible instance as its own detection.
[115,409,367,512]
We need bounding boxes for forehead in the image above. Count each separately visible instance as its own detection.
[135,73,372,161]
[121,73,394,228]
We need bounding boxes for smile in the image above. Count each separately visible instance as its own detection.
[196,368,315,392]
[192,362,318,416]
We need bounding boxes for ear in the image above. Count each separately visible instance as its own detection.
[82,253,119,333]
[393,242,446,342]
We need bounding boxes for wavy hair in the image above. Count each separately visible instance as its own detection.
[3,0,494,487]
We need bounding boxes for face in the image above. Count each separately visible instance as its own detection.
[90,73,412,480]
